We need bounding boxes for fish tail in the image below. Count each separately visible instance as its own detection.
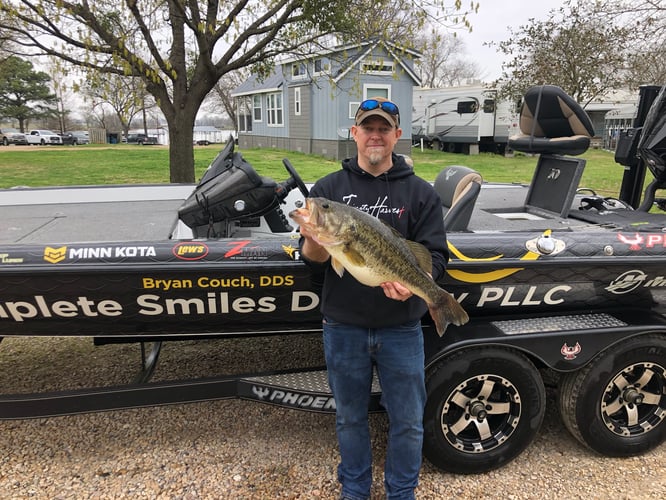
[428,290,469,337]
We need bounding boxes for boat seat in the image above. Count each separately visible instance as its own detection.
[434,165,482,231]
[509,85,595,156]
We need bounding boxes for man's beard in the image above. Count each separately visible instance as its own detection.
[367,150,384,165]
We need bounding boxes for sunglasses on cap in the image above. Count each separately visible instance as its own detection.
[357,99,400,124]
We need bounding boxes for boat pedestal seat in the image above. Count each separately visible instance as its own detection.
[508,85,595,156]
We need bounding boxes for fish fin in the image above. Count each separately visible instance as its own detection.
[342,245,365,267]
[407,240,434,274]
[428,289,469,336]
[377,220,432,273]
[331,258,346,277]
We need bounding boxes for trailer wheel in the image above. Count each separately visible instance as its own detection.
[423,347,546,474]
[431,138,442,151]
[558,334,666,456]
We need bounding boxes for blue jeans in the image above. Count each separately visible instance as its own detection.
[323,318,426,500]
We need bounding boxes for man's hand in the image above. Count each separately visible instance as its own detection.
[298,226,329,263]
[380,281,413,301]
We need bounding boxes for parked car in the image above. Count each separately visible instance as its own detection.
[126,132,158,145]
[59,130,90,145]
[25,130,63,145]
[0,128,27,146]
[71,131,90,144]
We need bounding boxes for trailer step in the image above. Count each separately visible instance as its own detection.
[492,313,628,335]
[237,369,382,413]
[243,369,382,393]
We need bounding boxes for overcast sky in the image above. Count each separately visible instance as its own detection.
[456,0,566,81]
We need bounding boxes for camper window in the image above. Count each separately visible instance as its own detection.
[457,101,478,114]
[483,99,496,113]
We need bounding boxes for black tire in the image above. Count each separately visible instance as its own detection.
[431,139,441,151]
[423,347,546,474]
[558,334,666,457]
[2,138,8,146]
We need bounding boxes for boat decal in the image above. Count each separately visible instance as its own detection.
[172,242,209,261]
[223,240,270,260]
[617,232,644,250]
[561,342,581,360]
[0,253,24,264]
[282,244,299,260]
[606,269,666,294]
[43,245,157,263]
[446,242,541,283]
[44,246,67,264]
[447,242,504,262]
[618,232,666,250]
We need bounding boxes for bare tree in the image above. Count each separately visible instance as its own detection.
[211,69,251,131]
[0,1,476,183]
[417,30,481,88]
[82,73,155,140]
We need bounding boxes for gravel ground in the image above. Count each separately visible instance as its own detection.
[1,336,664,499]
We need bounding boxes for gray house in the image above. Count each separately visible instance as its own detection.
[231,41,421,160]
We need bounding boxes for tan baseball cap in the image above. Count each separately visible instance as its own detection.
[354,97,400,127]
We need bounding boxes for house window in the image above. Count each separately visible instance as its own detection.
[292,63,306,80]
[294,88,301,116]
[266,93,283,126]
[361,60,394,75]
[349,102,360,119]
[253,95,262,121]
[363,85,390,101]
[237,97,252,133]
[314,58,329,75]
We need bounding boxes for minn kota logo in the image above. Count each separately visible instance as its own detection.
[44,246,67,264]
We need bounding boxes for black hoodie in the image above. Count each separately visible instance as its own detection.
[301,153,449,329]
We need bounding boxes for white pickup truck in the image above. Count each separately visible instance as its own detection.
[25,129,63,145]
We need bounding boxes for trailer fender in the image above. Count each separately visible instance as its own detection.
[424,311,666,373]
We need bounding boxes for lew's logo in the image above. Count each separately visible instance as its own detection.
[44,246,67,264]
[172,242,209,261]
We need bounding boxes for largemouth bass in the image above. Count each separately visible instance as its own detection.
[289,197,469,336]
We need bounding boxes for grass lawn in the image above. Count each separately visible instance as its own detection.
[0,143,627,197]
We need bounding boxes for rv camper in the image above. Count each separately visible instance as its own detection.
[413,86,517,154]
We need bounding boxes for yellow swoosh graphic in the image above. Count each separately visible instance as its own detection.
[446,242,541,283]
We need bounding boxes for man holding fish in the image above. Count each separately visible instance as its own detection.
[292,97,467,500]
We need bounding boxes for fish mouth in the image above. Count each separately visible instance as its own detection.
[304,198,320,222]
[289,198,318,226]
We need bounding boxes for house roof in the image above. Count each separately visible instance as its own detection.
[231,40,421,96]
[333,41,421,86]
[231,66,284,97]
